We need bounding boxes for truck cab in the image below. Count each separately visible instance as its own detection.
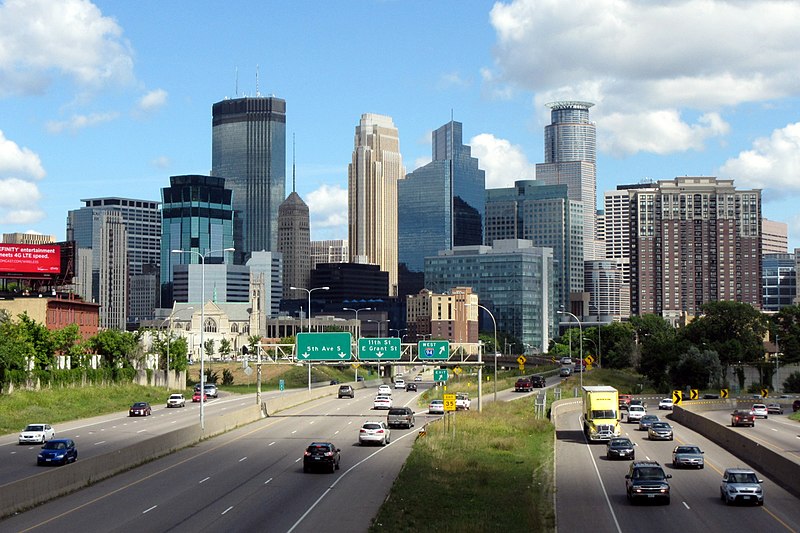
[582,386,621,441]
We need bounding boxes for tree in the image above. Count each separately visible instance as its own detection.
[669,346,722,389]
[219,338,232,360]
[771,305,800,364]
[16,313,55,370]
[598,322,636,369]
[631,314,681,391]
[88,329,139,368]
[204,339,215,359]
[783,371,800,393]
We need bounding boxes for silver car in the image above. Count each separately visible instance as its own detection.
[720,468,763,505]
[359,421,391,446]
[647,421,673,440]
[672,445,704,469]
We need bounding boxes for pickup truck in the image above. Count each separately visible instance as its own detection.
[456,392,471,410]
[731,409,755,427]
[515,377,534,392]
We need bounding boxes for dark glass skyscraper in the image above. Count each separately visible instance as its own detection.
[212,96,286,263]
[398,120,485,273]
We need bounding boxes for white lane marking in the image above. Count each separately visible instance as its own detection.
[221,506,233,515]
[143,505,157,514]
[239,457,247,462]
[334,430,340,435]
[291,430,297,434]
[577,414,623,533]
[199,476,210,484]
[137,430,147,433]
[269,441,276,446]
[770,428,778,432]
[264,478,273,484]
[295,458,301,463]
[645,455,651,461]
[683,501,690,509]
[94,441,106,445]
[309,421,315,425]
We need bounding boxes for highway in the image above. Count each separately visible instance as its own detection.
[0,383,440,532]
[699,408,800,464]
[555,404,800,533]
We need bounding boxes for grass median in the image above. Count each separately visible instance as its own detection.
[370,396,555,532]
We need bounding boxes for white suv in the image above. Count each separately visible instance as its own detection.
[627,405,646,423]
[394,379,405,389]
[167,394,186,408]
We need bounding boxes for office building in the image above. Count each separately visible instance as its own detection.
[310,262,389,301]
[762,253,796,311]
[406,287,479,344]
[211,96,286,262]
[762,218,788,254]
[398,120,485,273]
[348,113,403,295]
[536,101,599,261]
[160,175,234,306]
[485,180,583,311]
[424,240,555,352]
[3,233,56,244]
[172,262,248,304]
[310,240,348,268]
[277,191,310,299]
[584,260,623,320]
[630,176,761,316]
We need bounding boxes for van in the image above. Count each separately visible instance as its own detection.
[387,407,415,429]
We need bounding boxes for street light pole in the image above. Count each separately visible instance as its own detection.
[160,306,193,388]
[344,306,372,382]
[172,247,234,431]
[468,303,497,403]
[290,286,330,391]
[558,310,583,393]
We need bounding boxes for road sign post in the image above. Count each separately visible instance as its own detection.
[296,332,352,361]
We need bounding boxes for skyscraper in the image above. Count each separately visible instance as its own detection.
[536,101,599,261]
[398,120,485,274]
[348,113,403,295]
[277,191,310,299]
[212,96,286,263]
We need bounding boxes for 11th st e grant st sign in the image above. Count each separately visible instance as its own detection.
[296,332,352,361]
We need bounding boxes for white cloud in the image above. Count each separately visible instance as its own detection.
[0,0,134,97]
[0,177,44,224]
[151,155,171,169]
[305,183,348,237]
[469,133,534,188]
[437,71,471,90]
[718,122,800,199]
[488,0,800,155]
[137,89,168,113]
[0,131,45,179]
[46,112,120,134]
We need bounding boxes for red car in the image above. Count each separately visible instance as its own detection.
[129,402,152,416]
[192,392,208,402]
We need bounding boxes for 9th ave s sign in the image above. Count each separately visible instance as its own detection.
[296,332,352,361]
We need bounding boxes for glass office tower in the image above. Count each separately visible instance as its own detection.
[212,96,286,263]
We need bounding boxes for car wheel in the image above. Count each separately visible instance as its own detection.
[335,460,340,471]
[699,464,704,469]
[303,465,309,473]
[330,462,336,474]
[758,499,764,506]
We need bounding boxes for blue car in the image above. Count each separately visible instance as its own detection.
[37,438,78,466]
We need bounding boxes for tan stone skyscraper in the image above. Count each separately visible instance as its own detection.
[348,113,403,296]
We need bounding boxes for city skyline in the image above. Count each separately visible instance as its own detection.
[2,1,800,249]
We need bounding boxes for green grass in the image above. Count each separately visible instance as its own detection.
[0,385,188,436]
[370,397,555,532]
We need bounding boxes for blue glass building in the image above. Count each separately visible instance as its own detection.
[398,120,485,274]
[762,253,796,311]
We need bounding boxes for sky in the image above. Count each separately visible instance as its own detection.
[2,0,800,250]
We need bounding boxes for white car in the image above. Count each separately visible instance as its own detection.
[394,379,405,389]
[373,395,393,410]
[658,398,674,410]
[428,399,445,414]
[19,423,55,444]
[627,405,646,423]
[414,375,423,382]
[359,421,391,446]
[751,404,769,419]
[167,394,186,408]
[377,384,392,395]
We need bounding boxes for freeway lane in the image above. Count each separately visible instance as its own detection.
[0,384,439,532]
[556,406,800,533]
[699,409,800,463]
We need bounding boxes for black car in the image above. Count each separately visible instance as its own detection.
[37,438,78,466]
[303,442,341,473]
[129,402,152,416]
[530,375,546,388]
[625,461,671,504]
[337,385,354,398]
[405,382,417,392]
[606,437,636,460]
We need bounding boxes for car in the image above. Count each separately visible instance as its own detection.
[203,384,218,398]
[793,399,800,412]
[515,377,534,392]
[414,375,423,382]
[405,382,417,392]
[573,364,584,373]
[720,468,763,505]
[129,402,152,417]
[377,384,392,395]
[356,375,365,382]
[560,356,573,365]
[628,399,644,408]
[359,421,391,446]
[750,403,768,419]
[329,379,340,385]
[303,442,340,473]
[530,375,546,388]
[606,437,636,460]
[387,406,416,429]
[19,423,55,445]
[627,405,646,423]
[455,392,471,410]
[166,394,186,408]
[337,385,354,398]
[373,394,393,410]
[37,438,78,466]
[703,393,720,399]
[658,398,673,410]
[192,391,208,402]
[618,394,632,410]
[625,461,671,504]
[766,403,784,415]
[638,414,659,431]
[559,367,572,377]
[731,409,755,427]
[394,379,406,389]
[647,421,673,440]
[428,399,445,414]
[672,444,704,469]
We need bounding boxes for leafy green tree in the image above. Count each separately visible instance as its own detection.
[247,335,261,358]
[88,329,139,368]
[631,314,681,391]
[204,339,215,359]
[0,317,34,380]
[219,338,232,359]
[598,322,636,369]
[771,305,800,364]
[669,346,722,389]
[169,336,189,371]
[783,371,800,393]
[16,313,55,370]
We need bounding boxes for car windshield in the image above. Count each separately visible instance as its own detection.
[43,441,66,450]
[610,439,632,447]
[591,409,617,419]
[25,425,44,432]
[651,423,669,429]
[635,467,665,480]
[133,403,147,408]
[729,473,758,483]
[676,446,700,454]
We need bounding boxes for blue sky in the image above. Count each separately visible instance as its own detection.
[2,0,800,249]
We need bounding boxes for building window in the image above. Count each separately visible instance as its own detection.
[204,318,217,333]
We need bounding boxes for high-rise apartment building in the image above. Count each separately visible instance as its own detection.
[406,287,479,344]
[277,191,310,299]
[398,120,485,273]
[485,180,583,311]
[762,218,788,254]
[310,240,348,268]
[94,211,127,329]
[160,175,235,306]
[536,101,599,261]
[630,176,761,316]
[348,113,403,295]
[211,96,286,263]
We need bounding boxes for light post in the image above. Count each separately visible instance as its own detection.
[290,286,330,391]
[344,306,371,382]
[159,307,193,388]
[172,247,234,431]
[558,310,583,392]
[389,328,407,338]
[469,303,497,403]
[368,319,389,337]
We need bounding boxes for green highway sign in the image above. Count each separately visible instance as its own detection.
[358,337,402,361]
[418,340,450,360]
[433,369,448,382]
[296,332,352,361]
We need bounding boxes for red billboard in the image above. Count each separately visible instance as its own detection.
[0,244,62,275]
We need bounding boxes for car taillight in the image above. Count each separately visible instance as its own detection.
[324,451,334,457]
[376,429,384,434]
[304,451,311,457]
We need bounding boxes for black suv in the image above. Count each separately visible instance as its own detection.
[530,375,546,388]
[303,442,340,473]
[625,461,671,504]
[337,385,354,398]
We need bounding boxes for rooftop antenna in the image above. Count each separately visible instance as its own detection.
[235,66,239,97]
[256,64,260,97]
[292,133,296,193]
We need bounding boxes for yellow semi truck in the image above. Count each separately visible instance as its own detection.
[582,385,621,441]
